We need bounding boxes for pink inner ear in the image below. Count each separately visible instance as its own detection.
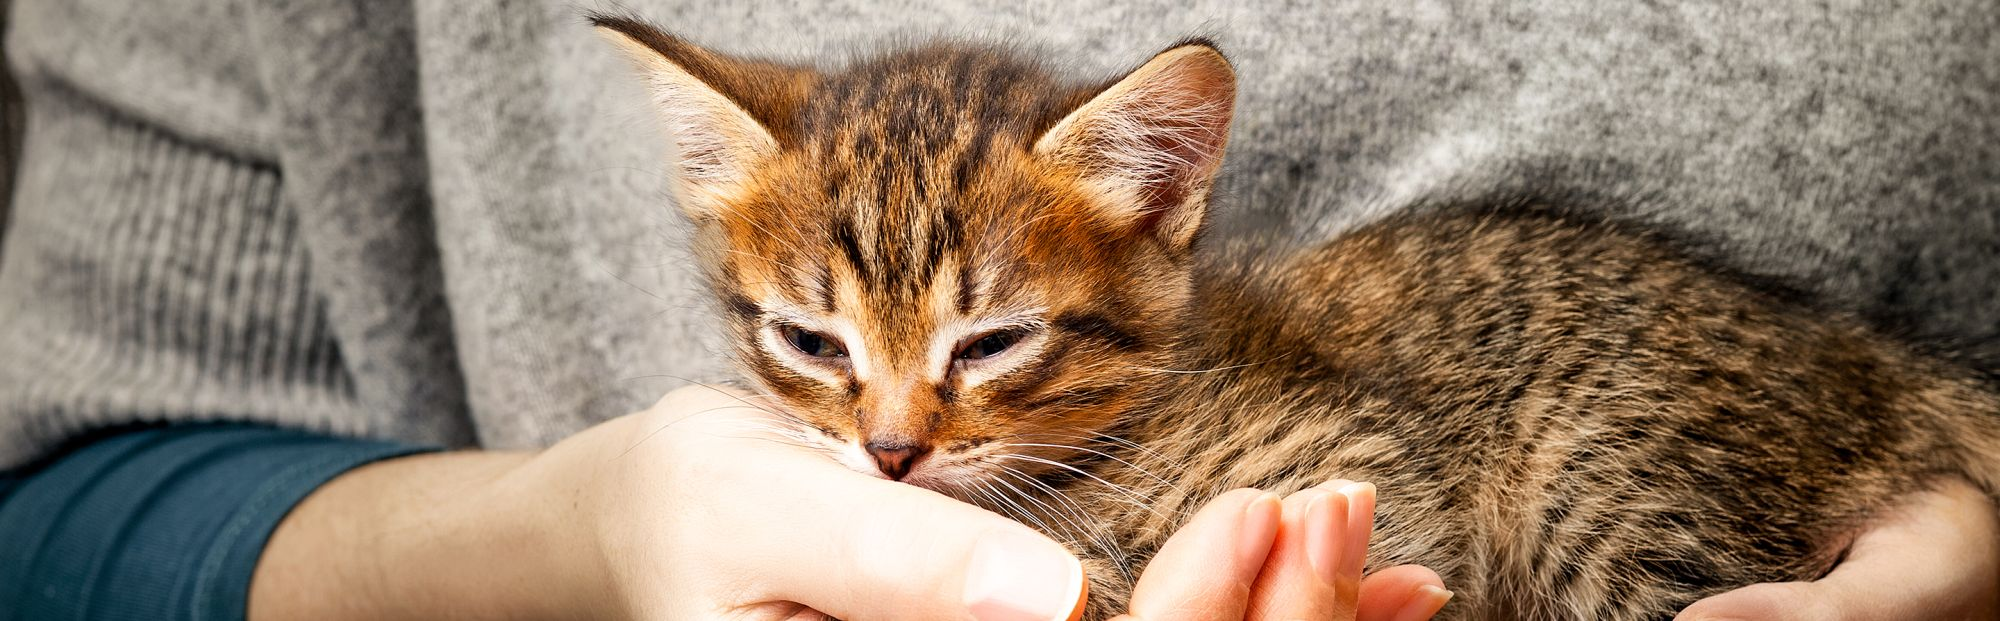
[1121,56,1234,236]
[1056,46,1240,225]
[1033,44,1237,244]
[1134,105,1230,229]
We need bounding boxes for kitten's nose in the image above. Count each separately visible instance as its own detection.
[864,441,931,480]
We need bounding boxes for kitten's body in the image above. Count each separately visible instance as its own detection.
[1063,206,2000,618]
[594,17,2000,619]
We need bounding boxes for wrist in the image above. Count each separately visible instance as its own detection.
[249,449,560,620]
[488,417,638,620]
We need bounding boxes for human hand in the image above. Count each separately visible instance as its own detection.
[253,384,1449,621]
[563,386,1455,620]
[535,384,1092,620]
[1116,480,1451,621]
[1676,477,2000,621]
[253,384,1088,621]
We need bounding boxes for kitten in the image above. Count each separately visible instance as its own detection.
[595,15,2000,619]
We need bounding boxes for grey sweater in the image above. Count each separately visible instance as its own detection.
[0,0,1994,469]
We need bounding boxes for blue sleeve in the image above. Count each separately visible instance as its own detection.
[0,424,436,621]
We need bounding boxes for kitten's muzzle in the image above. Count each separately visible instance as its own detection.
[865,440,932,481]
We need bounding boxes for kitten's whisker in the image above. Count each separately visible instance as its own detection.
[595,263,668,303]
[668,379,817,428]
[613,402,785,459]
[1010,428,1188,482]
[1117,359,1271,375]
[710,420,813,440]
[999,467,1096,537]
[993,454,1170,519]
[989,469,1091,547]
[998,466,1134,582]
[976,482,1073,548]
[967,484,1018,523]
[1001,442,1184,493]
[1024,430,1182,470]
[722,435,828,453]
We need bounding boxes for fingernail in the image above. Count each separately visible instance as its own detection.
[964,529,1087,621]
[1304,491,1349,583]
[1336,482,1376,576]
[1238,492,1283,568]
[1393,585,1454,621]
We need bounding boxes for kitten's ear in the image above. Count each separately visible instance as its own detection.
[592,15,811,219]
[1035,41,1235,250]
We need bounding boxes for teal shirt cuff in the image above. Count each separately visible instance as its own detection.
[0,424,436,621]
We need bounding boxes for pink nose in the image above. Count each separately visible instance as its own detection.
[865,441,931,480]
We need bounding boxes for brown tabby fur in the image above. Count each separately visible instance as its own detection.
[594,14,2000,620]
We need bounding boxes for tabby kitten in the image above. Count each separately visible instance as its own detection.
[595,15,2000,620]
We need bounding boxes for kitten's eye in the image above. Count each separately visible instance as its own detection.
[781,325,847,358]
[957,329,1025,361]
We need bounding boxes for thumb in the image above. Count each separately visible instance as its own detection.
[1675,479,2000,621]
[1674,582,1836,621]
[751,461,1086,621]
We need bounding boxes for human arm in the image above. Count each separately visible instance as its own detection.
[0,424,434,620]
[247,385,1085,620]
[252,385,1451,620]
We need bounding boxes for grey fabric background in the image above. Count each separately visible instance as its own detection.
[415,0,1997,447]
[0,0,19,260]
[0,0,1993,466]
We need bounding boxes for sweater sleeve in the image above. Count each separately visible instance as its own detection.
[0,424,434,621]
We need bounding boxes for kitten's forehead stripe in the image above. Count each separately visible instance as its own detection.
[788,45,1091,304]
[831,216,871,283]
[955,261,977,315]
[815,265,836,313]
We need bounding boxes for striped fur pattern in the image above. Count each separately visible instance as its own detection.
[595,15,2000,619]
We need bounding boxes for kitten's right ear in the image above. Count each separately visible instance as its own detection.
[591,15,810,219]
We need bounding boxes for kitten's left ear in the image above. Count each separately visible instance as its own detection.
[592,14,812,219]
[1035,40,1236,250]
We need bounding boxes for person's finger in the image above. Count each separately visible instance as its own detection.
[1117,488,1283,621]
[740,602,836,621]
[1675,478,2000,621]
[1675,582,1834,621]
[1251,479,1450,621]
[1247,487,1349,620]
[1341,483,1455,620]
[754,464,1088,621]
[1355,565,1451,621]
[1331,482,1376,580]
[1333,478,1452,621]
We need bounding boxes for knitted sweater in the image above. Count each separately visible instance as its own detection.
[1,0,1995,470]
